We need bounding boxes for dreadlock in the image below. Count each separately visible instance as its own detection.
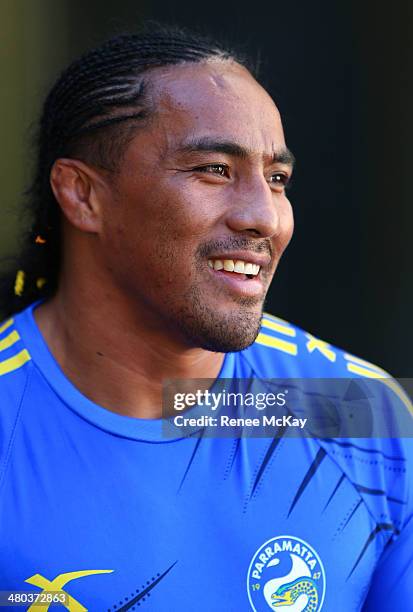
[0,23,255,317]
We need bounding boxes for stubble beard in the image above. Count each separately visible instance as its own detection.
[171,283,265,352]
[151,236,273,352]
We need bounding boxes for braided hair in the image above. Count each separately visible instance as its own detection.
[1,23,255,317]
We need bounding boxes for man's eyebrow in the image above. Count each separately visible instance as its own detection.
[175,137,295,167]
[273,148,295,167]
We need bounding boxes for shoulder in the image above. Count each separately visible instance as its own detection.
[242,311,390,379]
[0,315,32,392]
[241,311,413,434]
[0,315,32,484]
[240,311,413,525]
[241,311,413,442]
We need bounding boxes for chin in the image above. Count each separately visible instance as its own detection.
[176,300,264,353]
[199,327,261,353]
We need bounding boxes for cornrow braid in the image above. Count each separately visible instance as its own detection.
[0,23,255,317]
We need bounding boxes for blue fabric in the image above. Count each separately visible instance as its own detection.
[0,303,412,611]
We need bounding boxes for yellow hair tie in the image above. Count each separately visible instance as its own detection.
[14,270,25,296]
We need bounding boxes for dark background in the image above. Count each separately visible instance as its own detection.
[1,0,412,374]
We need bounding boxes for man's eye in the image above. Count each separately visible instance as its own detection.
[194,164,229,177]
[269,173,291,188]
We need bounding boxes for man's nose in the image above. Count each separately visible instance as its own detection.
[225,176,281,238]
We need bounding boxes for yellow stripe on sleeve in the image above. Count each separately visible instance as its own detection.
[0,349,31,376]
[0,330,20,352]
[255,332,298,356]
[263,312,291,325]
[344,353,388,376]
[261,318,296,337]
[346,363,383,379]
[0,318,14,334]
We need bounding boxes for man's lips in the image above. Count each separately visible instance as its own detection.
[205,251,270,298]
[206,267,266,298]
[205,251,271,268]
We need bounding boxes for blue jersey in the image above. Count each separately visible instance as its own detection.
[0,303,412,611]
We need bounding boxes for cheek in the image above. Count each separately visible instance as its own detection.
[103,204,198,293]
[100,175,222,295]
[126,177,214,240]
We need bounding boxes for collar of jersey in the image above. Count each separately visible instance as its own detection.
[15,301,236,443]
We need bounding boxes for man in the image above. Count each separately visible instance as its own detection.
[0,24,412,611]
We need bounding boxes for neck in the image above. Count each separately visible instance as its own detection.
[34,282,224,419]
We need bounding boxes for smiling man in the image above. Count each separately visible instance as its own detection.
[0,24,412,611]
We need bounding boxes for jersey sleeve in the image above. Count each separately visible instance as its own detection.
[361,381,413,611]
[0,369,30,486]
[362,512,413,611]
[0,317,32,489]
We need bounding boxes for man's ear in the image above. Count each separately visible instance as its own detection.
[50,158,108,233]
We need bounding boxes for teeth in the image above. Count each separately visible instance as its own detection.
[207,259,261,276]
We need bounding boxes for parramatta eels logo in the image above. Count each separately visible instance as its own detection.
[247,535,326,611]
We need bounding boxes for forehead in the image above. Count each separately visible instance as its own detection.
[146,61,285,155]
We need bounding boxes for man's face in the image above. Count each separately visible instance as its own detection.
[99,60,294,351]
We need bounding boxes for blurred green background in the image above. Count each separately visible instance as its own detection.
[1,0,412,374]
